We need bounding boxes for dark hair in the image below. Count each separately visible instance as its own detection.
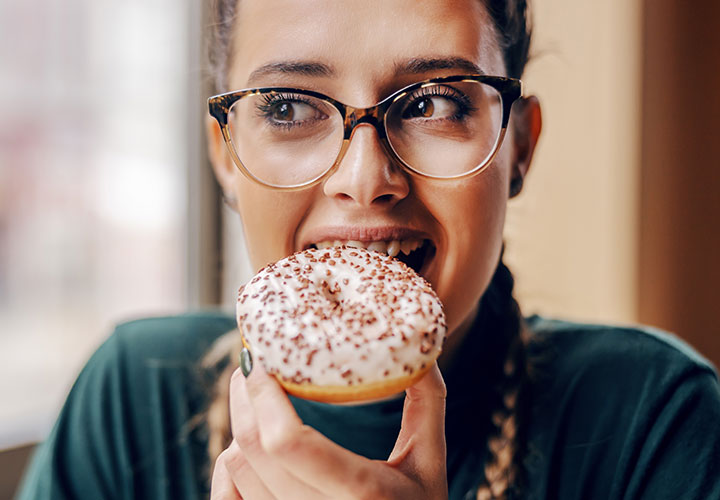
[206,2,534,499]
[485,0,533,79]
[208,0,237,92]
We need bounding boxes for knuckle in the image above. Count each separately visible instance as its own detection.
[426,364,447,398]
[222,445,259,485]
[351,468,390,500]
[230,407,260,445]
[218,445,246,471]
[234,427,257,450]
[214,447,232,469]
[356,483,390,500]
[436,377,448,399]
[229,367,246,392]
[261,424,307,457]
[231,421,260,454]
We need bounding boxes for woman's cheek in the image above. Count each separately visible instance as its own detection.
[236,182,312,270]
[434,165,509,331]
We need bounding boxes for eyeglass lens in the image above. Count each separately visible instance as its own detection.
[226,81,503,186]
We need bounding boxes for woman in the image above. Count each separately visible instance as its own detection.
[17,0,720,499]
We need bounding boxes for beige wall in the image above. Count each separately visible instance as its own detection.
[504,0,642,325]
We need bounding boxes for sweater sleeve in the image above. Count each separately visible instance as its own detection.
[15,313,235,500]
[15,333,134,500]
[522,320,720,500]
[617,369,720,500]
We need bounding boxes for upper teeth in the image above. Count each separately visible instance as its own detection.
[314,239,423,258]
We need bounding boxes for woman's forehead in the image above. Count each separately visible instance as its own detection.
[229,0,504,92]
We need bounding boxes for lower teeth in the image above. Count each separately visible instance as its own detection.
[397,240,430,274]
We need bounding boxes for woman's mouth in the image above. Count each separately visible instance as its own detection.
[308,238,436,276]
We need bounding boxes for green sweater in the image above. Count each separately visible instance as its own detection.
[16,312,720,499]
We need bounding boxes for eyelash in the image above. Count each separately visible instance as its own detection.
[404,86,475,120]
[255,93,317,130]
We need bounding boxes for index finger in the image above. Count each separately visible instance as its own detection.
[229,367,325,500]
[210,448,244,500]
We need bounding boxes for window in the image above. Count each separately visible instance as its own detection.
[0,0,211,448]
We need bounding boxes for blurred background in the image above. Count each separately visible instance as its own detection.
[1,0,719,497]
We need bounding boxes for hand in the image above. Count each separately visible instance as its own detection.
[210,360,448,500]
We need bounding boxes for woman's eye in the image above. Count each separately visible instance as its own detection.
[402,95,461,120]
[268,101,320,123]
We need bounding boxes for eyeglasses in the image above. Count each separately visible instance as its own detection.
[208,75,522,190]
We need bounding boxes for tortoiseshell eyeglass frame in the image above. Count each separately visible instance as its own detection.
[208,74,523,191]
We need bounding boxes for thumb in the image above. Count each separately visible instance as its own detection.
[388,362,447,481]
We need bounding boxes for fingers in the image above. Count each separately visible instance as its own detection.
[242,363,406,499]
[231,360,447,499]
[388,363,447,484]
[218,442,275,500]
[229,367,327,500]
[210,447,246,500]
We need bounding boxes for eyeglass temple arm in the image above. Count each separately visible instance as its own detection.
[499,79,523,129]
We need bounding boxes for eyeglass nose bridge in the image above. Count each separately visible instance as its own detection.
[342,105,388,140]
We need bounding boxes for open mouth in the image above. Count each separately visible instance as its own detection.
[308,239,436,276]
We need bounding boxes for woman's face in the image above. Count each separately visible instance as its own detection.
[209,0,539,350]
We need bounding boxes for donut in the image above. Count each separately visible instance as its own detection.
[236,246,446,402]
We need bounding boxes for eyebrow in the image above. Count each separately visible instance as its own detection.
[395,57,485,76]
[246,61,334,86]
[245,56,484,87]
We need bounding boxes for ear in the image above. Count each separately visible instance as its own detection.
[206,114,239,198]
[508,95,542,198]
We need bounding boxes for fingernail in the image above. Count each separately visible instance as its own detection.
[239,347,253,377]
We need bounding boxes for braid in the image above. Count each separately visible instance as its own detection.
[203,330,241,465]
[475,257,531,500]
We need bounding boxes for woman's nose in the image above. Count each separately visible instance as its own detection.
[322,124,410,207]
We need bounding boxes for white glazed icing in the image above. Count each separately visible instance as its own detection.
[236,246,446,387]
